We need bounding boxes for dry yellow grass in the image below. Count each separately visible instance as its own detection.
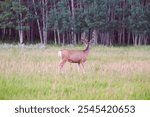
[0,45,150,99]
[102,60,150,74]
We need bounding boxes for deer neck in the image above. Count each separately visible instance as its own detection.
[83,44,90,54]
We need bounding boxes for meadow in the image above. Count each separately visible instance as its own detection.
[0,45,150,100]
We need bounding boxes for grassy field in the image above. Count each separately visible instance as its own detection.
[0,45,150,100]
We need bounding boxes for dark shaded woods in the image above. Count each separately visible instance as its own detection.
[0,0,150,45]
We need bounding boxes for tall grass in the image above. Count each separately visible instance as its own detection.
[0,45,150,99]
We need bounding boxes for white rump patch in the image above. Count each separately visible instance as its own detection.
[58,51,62,58]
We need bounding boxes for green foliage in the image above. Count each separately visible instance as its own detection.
[47,0,150,34]
[0,0,150,44]
[88,0,108,30]
[0,1,15,28]
[0,0,29,30]
[48,0,72,32]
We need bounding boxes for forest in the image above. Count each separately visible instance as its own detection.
[0,0,150,45]
[0,0,150,100]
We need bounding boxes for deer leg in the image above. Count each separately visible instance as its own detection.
[81,62,84,68]
[81,62,85,73]
[77,63,80,72]
[58,59,67,71]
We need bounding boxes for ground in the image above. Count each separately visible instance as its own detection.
[0,45,150,99]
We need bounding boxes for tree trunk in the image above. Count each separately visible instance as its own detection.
[57,29,60,45]
[19,6,23,44]
[127,32,130,45]
[42,0,48,45]
[19,29,23,44]
[54,30,57,45]
[32,0,43,44]
[63,33,65,45]
[134,34,138,46]
[9,29,11,41]
[71,0,76,44]
[144,35,147,45]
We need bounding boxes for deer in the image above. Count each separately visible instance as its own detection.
[58,32,95,72]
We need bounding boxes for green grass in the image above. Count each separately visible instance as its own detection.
[0,45,150,100]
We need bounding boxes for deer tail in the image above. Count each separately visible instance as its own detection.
[58,50,62,58]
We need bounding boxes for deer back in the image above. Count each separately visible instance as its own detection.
[59,49,87,63]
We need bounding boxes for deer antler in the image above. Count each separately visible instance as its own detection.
[89,30,96,44]
[81,32,88,44]
[89,39,95,44]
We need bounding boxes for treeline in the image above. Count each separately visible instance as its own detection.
[0,0,150,45]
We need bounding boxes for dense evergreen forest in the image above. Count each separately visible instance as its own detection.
[0,0,150,45]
